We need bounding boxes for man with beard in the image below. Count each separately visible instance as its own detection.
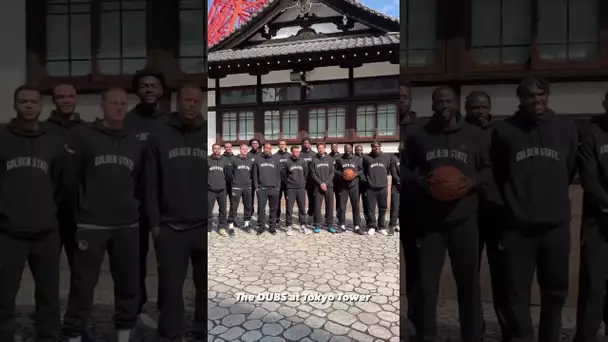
[228,144,255,233]
[576,92,608,341]
[46,84,83,271]
[464,91,510,340]
[223,143,235,204]
[329,143,341,221]
[209,144,230,236]
[300,137,316,223]
[248,139,261,220]
[282,146,310,235]
[123,68,167,315]
[310,142,337,233]
[355,145,363,157]
[252,143,281,235]
[361,141,391,235]
[62,88,143,342]
[491,78,577,342]
[275,140,291,225]
[335,144,363,233]
[0,85,66,342]
[144,84,207,341]
[404,86,488,342]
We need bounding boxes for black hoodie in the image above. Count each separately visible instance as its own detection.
[222,151,235,185]
[300,148,315,163]
[404,115,492,222]
[208,154,229,192]
[71,120,143,228]
[335,153,362,188]
[579,115,608,217]
[310,153,335,188]
[390,155,400,187]
[247,149,260,164]
[491,109,577,224]
[253,152,281,189]
[124,103,166,142]
[145,115,207,230]
[231,154,254,189]
[0,119,66,237]
[282,155,308,189]
[361,152,391,189]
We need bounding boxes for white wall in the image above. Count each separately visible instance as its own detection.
[0,1,26,122]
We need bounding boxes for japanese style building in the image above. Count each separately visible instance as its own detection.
[207,0,400,152]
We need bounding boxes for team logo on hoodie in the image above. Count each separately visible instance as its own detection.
[94,154,135,171]
[425,149,468,164]
[600,145,608,155]
[6,157,49,174]
[515,147,559,162]
[168,147,206,159]
[136,133,149,141]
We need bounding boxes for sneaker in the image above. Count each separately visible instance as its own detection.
[252,214,258,221]
[218,228,228,236]
[301,225,311,234]
[313,227,321,233]
[228,228,236,237]
[354,227,366,235]
[340,225,346,232]
[286,226,293,236]
[395,225,400,232]
[244,221,251,228]
[387,227,395,236]
[328,226,337,234]
[269,228,277,235]
[368,228,376,236]
[379,229,388,236]
[228,223,234,229]
[256,228,264,235]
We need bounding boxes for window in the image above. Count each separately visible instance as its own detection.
[537,0,599,61]
[262,85,301,102]
[222,111,254,141]
[307,82,349,100]
[45,0,148,77]
[179,0,206,73]
[354,77,398,97]
[356,104,397,137]
[401,0,436,67]
[470,0,531,66]
[220,87,257,105]
[264,109,299,140]
[308,107,346,140]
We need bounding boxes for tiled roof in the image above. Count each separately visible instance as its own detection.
[210,0,399,49]
[209,32,399,62]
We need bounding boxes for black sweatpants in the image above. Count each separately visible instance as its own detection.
[156,226,206,340]
[0,230,60,342]
[501,220,570,342]
[361,184,371,226]
[258,188,279,230]
[389,184,399,227]
[337,185,360,227]
[412,215,483,342]
[276,184,287,223]
[306,183,316,218]
[208,189,227,229]
[575,215,608,342]
[364,187,388,229]
[58,211,76,270]
[63,227,140,337]
[404,229,420,327]
[314,186,334,227]
[228,188,253,224]
[138,216,151,312]
[286,188,307,226]
[478,213,510,341]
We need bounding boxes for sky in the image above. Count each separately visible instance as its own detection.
[207,0,399,18]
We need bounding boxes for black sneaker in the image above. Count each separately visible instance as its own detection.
[269,228,277,235]
[228,228,236,237]
[387,227,395,236]
[355,228,366,235]
[256,228,265,235]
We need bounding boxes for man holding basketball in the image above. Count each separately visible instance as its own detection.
[335,144,363,233]
[403,86,489,342]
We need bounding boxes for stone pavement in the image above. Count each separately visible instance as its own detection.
[207,225,401,342]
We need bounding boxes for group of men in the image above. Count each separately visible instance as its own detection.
[207,137,402,236]
[0,69,207,342]
[399,77,608,342]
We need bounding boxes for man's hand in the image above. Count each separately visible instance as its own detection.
[256,188,259,193]
[151,226,161,239]
[320,183,327,191]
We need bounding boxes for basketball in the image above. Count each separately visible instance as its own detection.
[343,168,357,181]
[425,165,473,202]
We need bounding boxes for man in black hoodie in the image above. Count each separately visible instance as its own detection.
[253,143,281,235]
[491,78,577,342]
[248,138,261,219]
[46,84,84,271]
[209,144,230,236]
[0,85,66,342]
[124,68,167,314]
[228,144,255,233]
[576,92,608,342]
[144,84,207,341]
[300,137,316,222]
[62,88,143,342]
[361,141,392,236]
[282,145,309,235]
[388,153,400,235]
[275,140,291,224]
[335,144,363,233]
[310,142,337,233]
[404,86,489,342]
[223,143,235,203]
[465,91,510,341]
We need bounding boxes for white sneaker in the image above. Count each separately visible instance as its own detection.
[116,329,131,342]
[395,225,400,232]
[340,225,346,232]
[379,229,388,236]
[368,228,376,236]
[228,223,234,229]
[301,225,311,234]
[286,225,293,236]
[244,220,250,228]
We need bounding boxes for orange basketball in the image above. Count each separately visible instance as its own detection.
[343,168,357,181]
